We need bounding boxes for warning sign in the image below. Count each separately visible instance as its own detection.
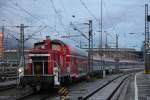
[58,86,69,96]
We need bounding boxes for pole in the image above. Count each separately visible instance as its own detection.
[90,20,93,75]
[100,0,103,49]
[116,34,118,49]
[19,24,25,67]
[88,25,91,75]
[17,24,25,86]
[105,31,108,48]
[2,26,4,59]
[145,4,149,47]
[100,0,104,77]
[88,20,93,75]
[115,34,119,72]
[80,37,81,49]
[145,4,150,74]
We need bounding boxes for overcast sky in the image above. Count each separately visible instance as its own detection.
[0,0,149,50]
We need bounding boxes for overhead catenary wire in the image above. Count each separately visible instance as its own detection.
[79,0,98,21]
[49,0,70,35]
[9,0,45,25]
[103,0,117,34]
[25,26,47,41]
[103,1,120,46]
[8,0,60,35]
[4,28,19,40]
[5,0,97,48]
[4,26,47,42]
[0,6,33,23]
[70,22,89,40]
[48,0,83,45]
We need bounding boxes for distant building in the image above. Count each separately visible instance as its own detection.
[83,48,143,62]
[0,32,4,57]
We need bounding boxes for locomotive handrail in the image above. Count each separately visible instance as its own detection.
[53,61,60,68]
[53,61,61,86]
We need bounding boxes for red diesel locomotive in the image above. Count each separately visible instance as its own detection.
[21,38,102,89]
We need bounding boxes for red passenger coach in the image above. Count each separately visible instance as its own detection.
[21,38,89,89]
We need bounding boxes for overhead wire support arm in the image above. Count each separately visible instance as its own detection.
[70,22,89,40]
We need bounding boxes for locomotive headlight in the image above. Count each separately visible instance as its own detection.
[19,68,22,73]
[18,67,24,76]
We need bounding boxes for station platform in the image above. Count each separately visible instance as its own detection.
[136,72,150,100]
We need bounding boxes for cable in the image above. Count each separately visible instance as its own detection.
[70,22,89,40]
[25,26,47,41]
[6,33,19,41]
[79,0,98,21]
[103,1,117,34]
[0,6,33,23]
[49,0,69,35]
[9,0,45,25]
[8,0,60,35]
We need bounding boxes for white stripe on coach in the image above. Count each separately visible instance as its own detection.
[29,54,50,56]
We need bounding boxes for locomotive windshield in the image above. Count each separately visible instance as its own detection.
[52,44,61,51]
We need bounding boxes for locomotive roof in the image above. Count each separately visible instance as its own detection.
[52,39,88,57]
[51,39,65,46]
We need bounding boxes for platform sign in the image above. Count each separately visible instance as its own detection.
[58,86,69,97]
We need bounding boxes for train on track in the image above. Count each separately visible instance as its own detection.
[20,37,139,90]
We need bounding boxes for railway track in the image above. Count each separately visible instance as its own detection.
[81,73,132,100]
[0,84,16,92]
[16,93,51,100]
[0,70,138,100]
[16,89,55,100]
[16,90,34,100]
[0,80,17,92]
[47,71,139,100]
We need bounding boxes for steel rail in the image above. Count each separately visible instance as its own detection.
[82,74,131,100]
